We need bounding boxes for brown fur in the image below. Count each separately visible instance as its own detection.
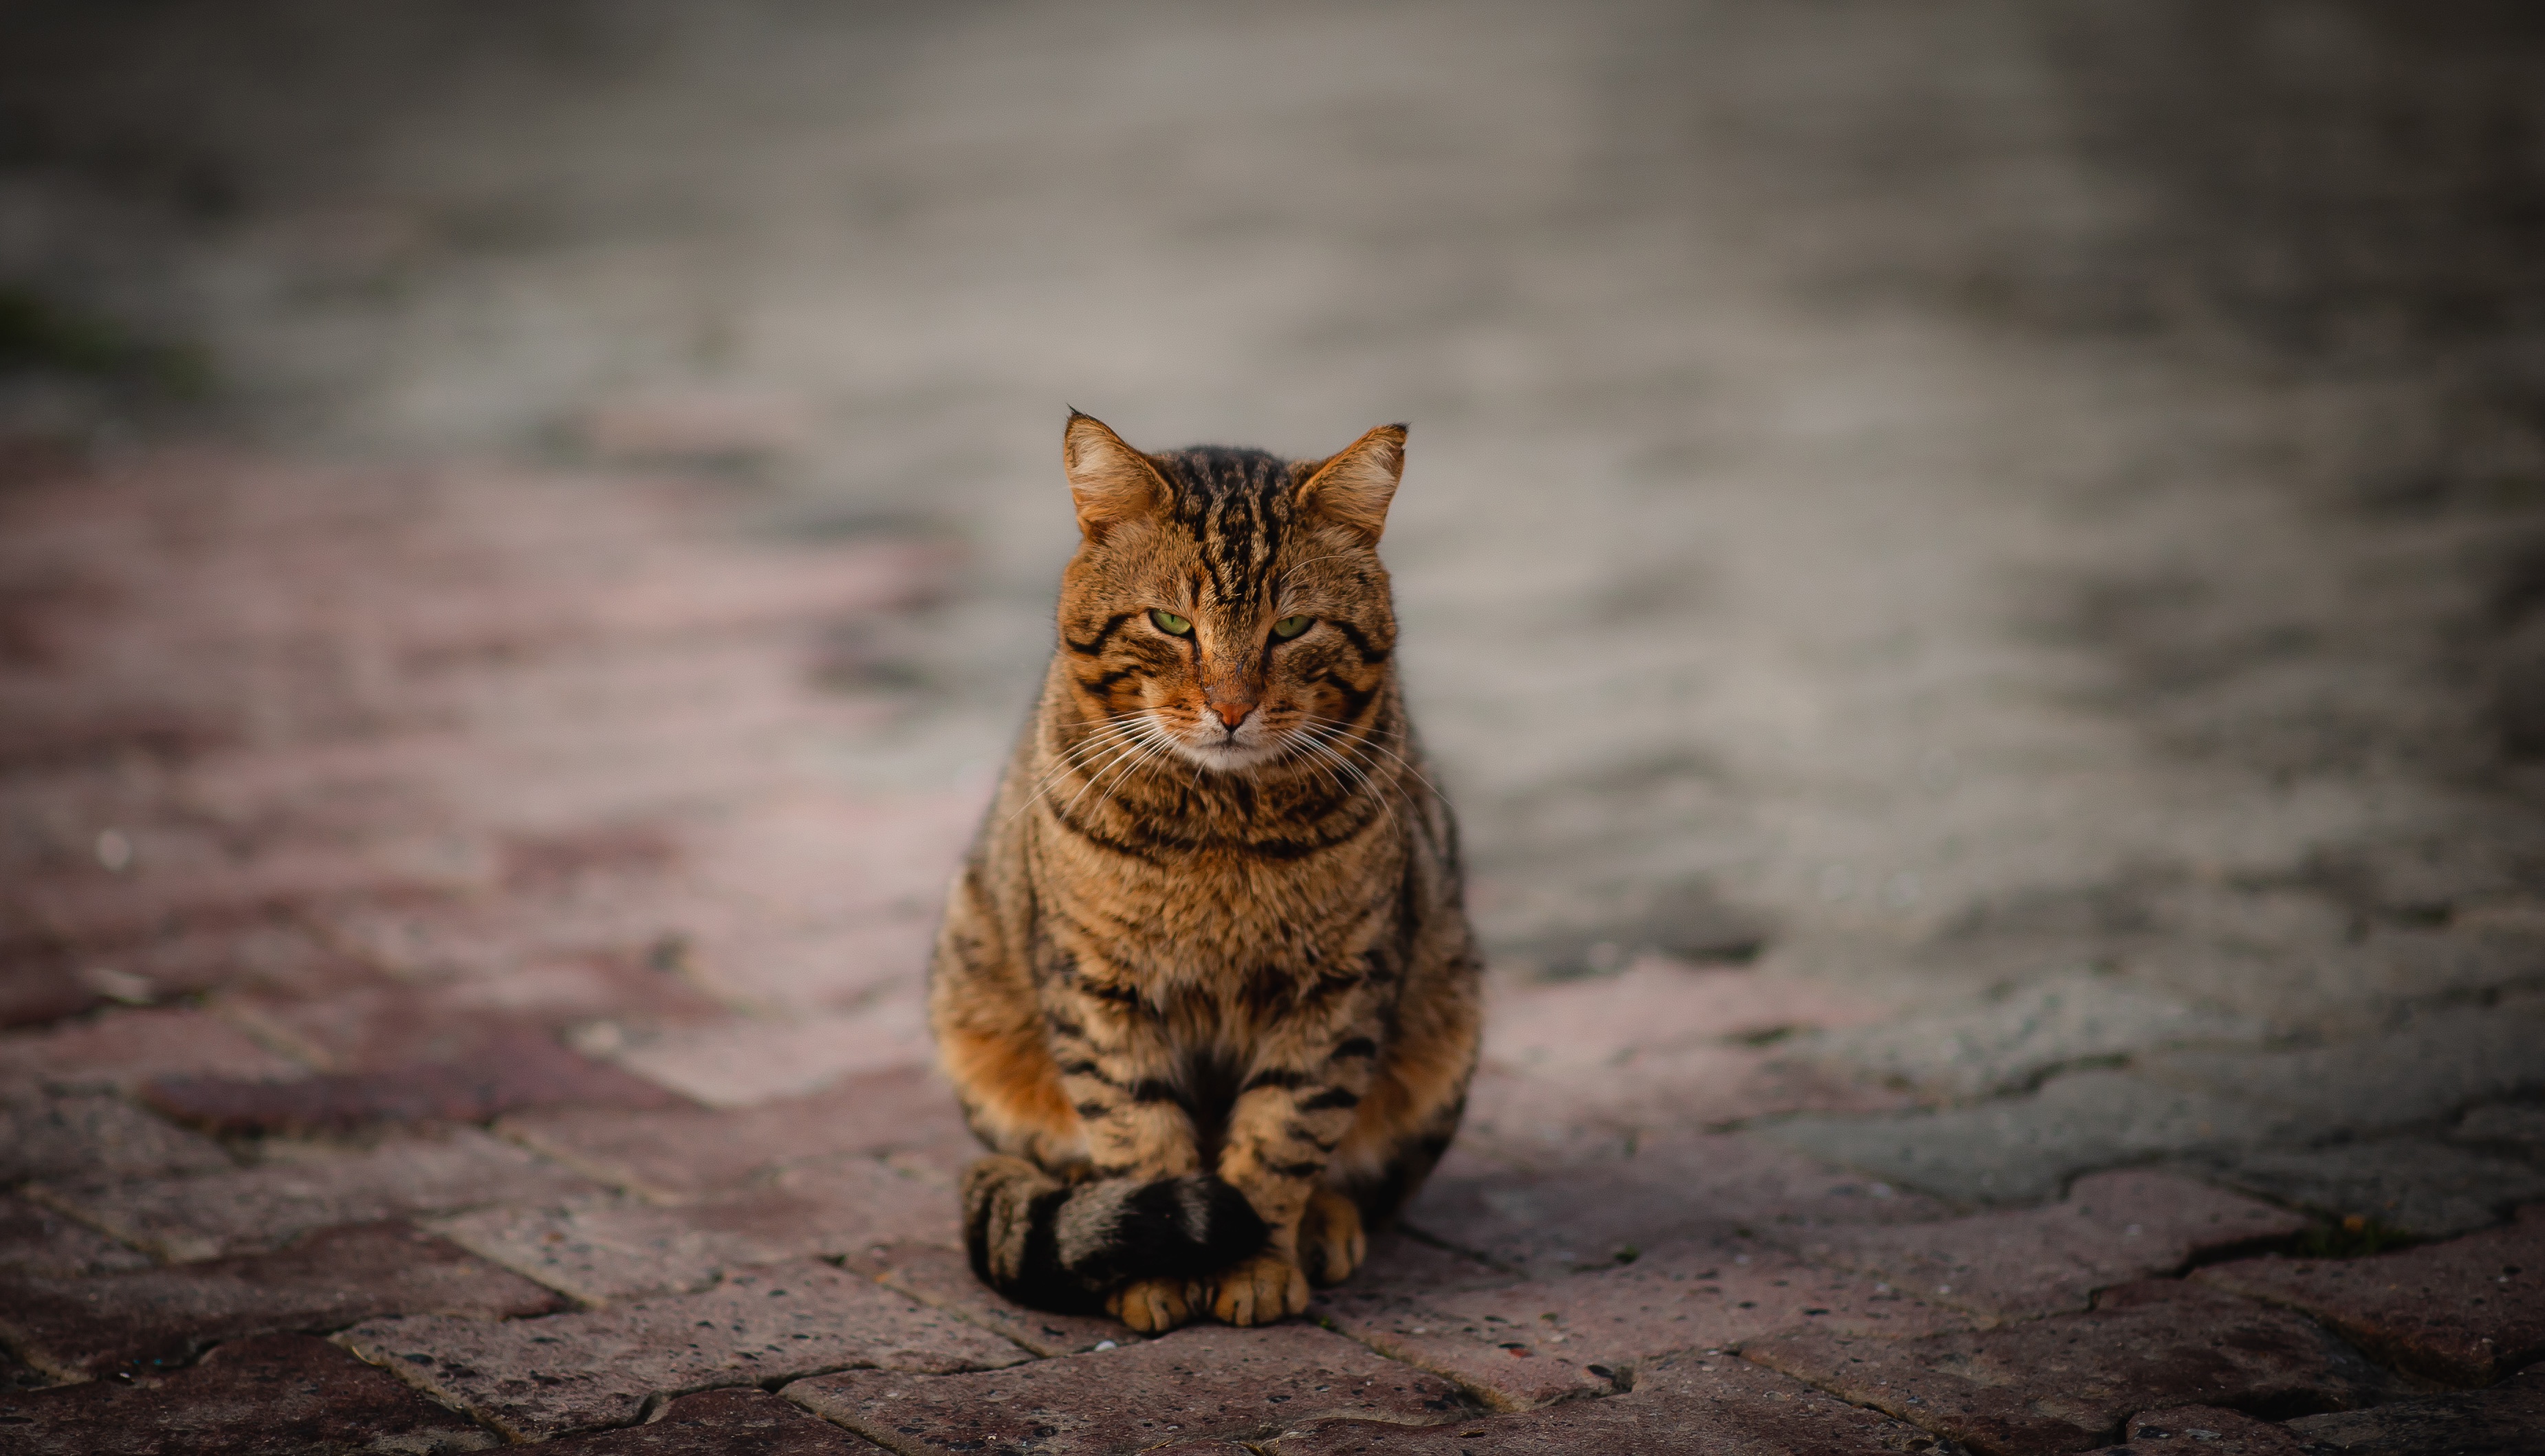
[929,413,1482,1330]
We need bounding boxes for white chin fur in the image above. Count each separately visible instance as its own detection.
[1168,733,1278,774]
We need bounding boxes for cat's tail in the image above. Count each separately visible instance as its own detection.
[960,1156,1268,1314]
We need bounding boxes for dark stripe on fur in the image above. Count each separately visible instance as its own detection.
[960,1158,1269,1314]
[1064,610,1139,657]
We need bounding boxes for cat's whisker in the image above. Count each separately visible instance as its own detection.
[1005,720,1144,823]
[1293,712,1448,804]
[1290,729,1398,837]
[1008,719,1152,824]
[1056,714,1180,824]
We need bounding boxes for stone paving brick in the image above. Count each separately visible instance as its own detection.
[0,959,107,1033]
[1463,1046,1913,1153]
[2192,1204,2545,1386]
[2192,1138,2545,1239]
[0,1332,500,1455]
[1483,962,1899,1070]
[142,1028,686,1136]
[1265,1350,1949,1455]
[29,1126,594,1261]
[540,1387,883,1453]
[0,1092,232,1183]
[1795,1169,2308,1322]
[0,1191,151,1277]
[583,995,935,1108]
[2453,1101,2545,1153]
[6,832,507,948]
[2281,1360,2545,1455]
[1317,1237,1963,1411]
[1,1346,53,1394]
[2139,1005,2545,1138]
[430,1154,951,1305]
[219,956,728,1070]
[307,883,705,989]
[0,915,355,1030]
[849,1242,1133,1357]
[1405,1133,1950,1278]
[1754,1068,2304,1204]
[339,1259,1024,1442]
[1802,969,2268,1102]
[496,1064,968,1201]
[1335,1230,1507,1299]
[785,1323,1468,1455]
[0,1220,562,1380]
[2106,1406,2309,1455]
[1743,1280,2391,1456]
[0,1007,303,1098]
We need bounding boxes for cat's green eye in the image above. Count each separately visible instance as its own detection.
[1150,609,1192,636]
[1271,615,1313,639]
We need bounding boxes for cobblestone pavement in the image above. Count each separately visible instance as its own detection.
[4,1,2544,1453]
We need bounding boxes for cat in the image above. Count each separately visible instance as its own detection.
[927,411,1482,1332]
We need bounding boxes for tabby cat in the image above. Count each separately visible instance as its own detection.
[928,412,1481,1332]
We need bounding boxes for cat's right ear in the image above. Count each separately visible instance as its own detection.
[1062,411,1170,542]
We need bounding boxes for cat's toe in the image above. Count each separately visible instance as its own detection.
[1108,1277,1194,1334]
[1208,1252,1309,1326]
[1300,1187,1367,1287]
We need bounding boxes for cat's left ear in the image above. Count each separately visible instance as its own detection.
[1296,423,1408,544]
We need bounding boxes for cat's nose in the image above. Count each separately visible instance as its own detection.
[1213,701,1254,729]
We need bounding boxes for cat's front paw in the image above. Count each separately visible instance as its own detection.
[1300,1186,1367,1288]
[1205,1251,1309,1326]
[1107,1277,1197,1334]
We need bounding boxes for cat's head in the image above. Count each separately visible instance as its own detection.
[1054,411,1405,775]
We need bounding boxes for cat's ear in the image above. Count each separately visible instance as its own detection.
[1296,423,1408,544]
[1062,411,1171,541]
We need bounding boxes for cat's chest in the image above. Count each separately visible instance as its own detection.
[1046,838,1397,980]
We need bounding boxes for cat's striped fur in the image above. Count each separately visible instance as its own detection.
[929,413,1481,1331]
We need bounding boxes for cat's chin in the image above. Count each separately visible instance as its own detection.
[1168,736,1279,775]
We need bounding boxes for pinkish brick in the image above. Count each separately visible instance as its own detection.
[677,914,941,1016]
[1482,962,1897,1068]
[1798,1169,2308,1321]
[1318,1239,1961,1411]
[5,833,503,947]
[430,1152,952,1304]
[340,1259,1023,1442]
[0,961,102,1031]
[0,1221,562,1379]
[0,1007,303,1098]
[0,1332,500,1455]
[9,917,373,1028]
[1337,1231,1506,1300]
[29,1126,593,1261]
[219,954,725,1070]
[1403,1133,1948,1279]
[2193,1202,2545,1385]
[1267,1350,1941,1455]
[539,1387,875,1453]
[0,1191,151,1277]
[496,1064,968,1201]
[2282,1362,2545,1453]
[1461,1046,1913,1154]
[849,1242,1130,1357]
[307,883,703,986]
[785,1323,1465,1455]
[2112,1406,2308,1454]
[582,996,935,1108]
[0,1091,232,1182]
[142,1029,685,1136]
[1743,1280,2392,1455]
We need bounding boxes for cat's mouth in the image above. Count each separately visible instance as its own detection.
[1165,717,1280,774]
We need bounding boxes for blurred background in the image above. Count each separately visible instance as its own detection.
[5,0,2542,998]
